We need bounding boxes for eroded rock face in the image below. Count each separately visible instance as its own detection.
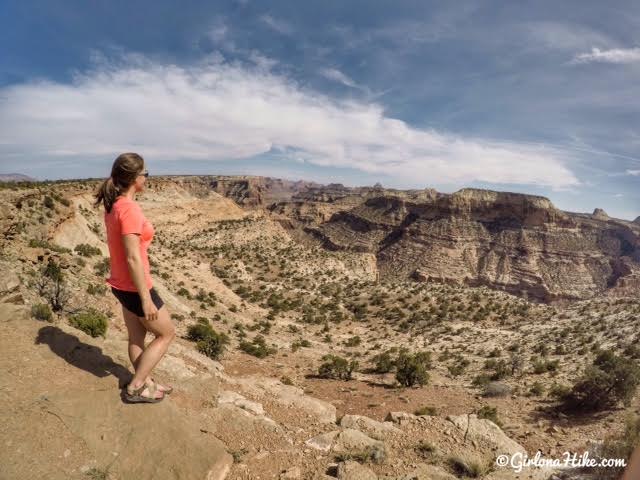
[260,185,640,303]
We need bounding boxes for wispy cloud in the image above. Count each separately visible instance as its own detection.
[570,47,640,64]
[319,67,360,89]
[627,169,640,176]
[0,52,580,189]
[259,14,292,35]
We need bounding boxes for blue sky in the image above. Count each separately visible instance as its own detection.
[0,0,638,220]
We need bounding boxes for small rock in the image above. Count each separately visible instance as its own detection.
[279,466,301,479]
[336,460,377,480]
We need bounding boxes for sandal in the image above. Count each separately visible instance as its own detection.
[124,381,165,403]
[149,377,173,395]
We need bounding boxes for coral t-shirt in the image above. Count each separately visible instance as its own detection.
[104,196,154,292]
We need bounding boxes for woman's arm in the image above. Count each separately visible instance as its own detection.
[123,233,157,321]
[622,445,640,480]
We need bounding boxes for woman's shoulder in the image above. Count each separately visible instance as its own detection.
[112,197,143,216]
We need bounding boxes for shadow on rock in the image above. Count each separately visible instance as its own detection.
[35,325,132,388]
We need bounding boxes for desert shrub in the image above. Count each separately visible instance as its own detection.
[415,440,436,458]
[28,238,71,254]
[239,335,276,358]
[187,318,215,341]
[414,405,438,416]
[318,354,358,380]
[86,283,107,295]
[396,350,431,387]
[43,195,54,209]
[345,335,361,347]
[74,243,102,257]
[548,383,571,399]
[476,405,502,426]
[560,351,640,413]
[529,381,545,396]
[37,258,70,311]
[187,319,229,360]
[334,444,385,464]
[94,258,110,277]
[472,374,492,388]
[371,350,395,373]
[448,355,470,377]
[177,287,192,299]
[447,455,492,478]
[31,303,52,322]
[482,382,512,398]
[197,333,229,360]
[69,308,108,338]
[532,357,560,374]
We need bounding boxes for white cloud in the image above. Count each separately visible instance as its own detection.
[0,53,580,189]
[627,169,640,176]
[259,14,292,35]
[319,67,360,89]
[524,22,613,52]
[570,47,640,64]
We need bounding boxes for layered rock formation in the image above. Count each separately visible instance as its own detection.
[215,179,640,303]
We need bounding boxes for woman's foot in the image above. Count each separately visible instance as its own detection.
[146,377,173,394]
[127,381,164,400]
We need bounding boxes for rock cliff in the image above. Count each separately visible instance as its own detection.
[216,180,639,303]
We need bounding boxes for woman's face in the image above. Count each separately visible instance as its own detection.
[134,165,147,192]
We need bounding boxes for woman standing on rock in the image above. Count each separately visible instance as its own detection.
[94,152,176,403]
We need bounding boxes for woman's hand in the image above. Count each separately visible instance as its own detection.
[142,298,158,322]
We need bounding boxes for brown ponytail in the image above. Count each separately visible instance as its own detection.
[94,152,145,213]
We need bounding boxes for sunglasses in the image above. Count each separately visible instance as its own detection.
[139,169,149,178]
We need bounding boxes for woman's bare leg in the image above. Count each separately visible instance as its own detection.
[129,305,175,393]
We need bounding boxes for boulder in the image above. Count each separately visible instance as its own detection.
[337,460,378,479]
[446,414,525,456]
[339,415,401,440]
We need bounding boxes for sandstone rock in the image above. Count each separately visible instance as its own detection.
[0,268,22,304]
[236,376,337,423]
[591,208,609,220]
[385,411,416,424]
[332,429,386,463]
[336,460,378,480]
[271,184,640,302]
[218,390,265,416]
[446,414,525,456]
[280,466,302,479]
[379,463,457,480]
[305,431,339,452]
[339,414,401,440]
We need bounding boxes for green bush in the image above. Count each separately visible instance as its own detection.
[186,318,229,360]
[371,350,395,373]
[560,351,640,413]
[31,303,52,322]
[414,405,438,416]
[476,405,502,427]
[75,243,102,257]
[318,354,358,380]
[447,455,492,478]
[396,350,431,387]
[94,258,110,277]
[86,283,107,295]
[196,334,229,360]
[187,319,215,342]
[69,308,108,338]
[239,335,276,358]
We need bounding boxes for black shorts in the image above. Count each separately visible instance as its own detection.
[111,286,164,317]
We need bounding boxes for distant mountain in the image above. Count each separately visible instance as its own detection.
[0,173,37,182]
